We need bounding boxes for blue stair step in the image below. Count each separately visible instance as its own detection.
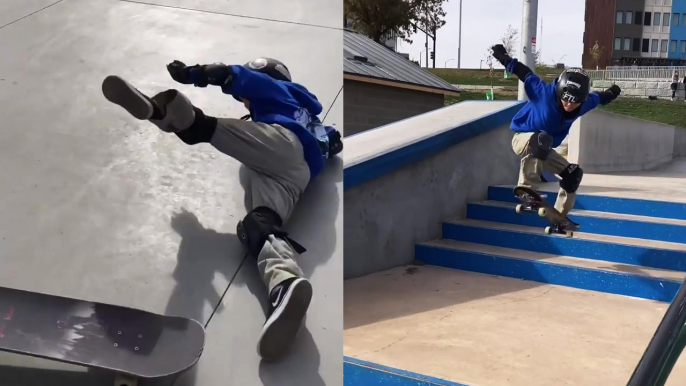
[443,219,686,271]
[466,201,686,243]
[488,185,686,221]
[344,357,471,386]
[415,240,684,303]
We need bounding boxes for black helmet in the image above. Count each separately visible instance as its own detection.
[243,57,291,82]
[555,68,590,103]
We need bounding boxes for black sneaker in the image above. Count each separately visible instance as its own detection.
[102,75,163,120]
[257,277,312,361]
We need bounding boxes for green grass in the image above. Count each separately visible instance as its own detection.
[599,98,686,127]
[436,70,686,128]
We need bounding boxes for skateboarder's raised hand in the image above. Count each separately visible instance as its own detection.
[166,60,232,87]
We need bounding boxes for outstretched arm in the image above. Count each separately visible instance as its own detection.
[491,44,544,101]
[165,60,296,105]
[594,84,621,105]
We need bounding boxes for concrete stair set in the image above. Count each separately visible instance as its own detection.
[416,185,686,303]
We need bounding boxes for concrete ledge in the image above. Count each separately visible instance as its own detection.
[568,109,675,173]
[343,101,524,278]
[344,101,524,189]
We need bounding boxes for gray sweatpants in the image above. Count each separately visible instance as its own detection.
[512,132,575,216]
[151,90,310,293]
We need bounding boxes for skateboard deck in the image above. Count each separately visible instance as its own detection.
[0,286,205,386]
[513,185,579,237]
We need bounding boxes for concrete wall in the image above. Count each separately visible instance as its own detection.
[592,79,686,99]
[343,79,445,137]
[343,101,524,279]
[675,126,686,156]
[568,109,676,172]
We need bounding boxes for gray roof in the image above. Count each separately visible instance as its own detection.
[344,29,459,93]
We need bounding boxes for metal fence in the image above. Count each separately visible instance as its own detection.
[586,66,686,82]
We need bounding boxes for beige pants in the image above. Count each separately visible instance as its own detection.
[511,132,575,216]
[151,90,310,293]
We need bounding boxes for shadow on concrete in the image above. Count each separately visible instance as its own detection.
[163,209,244,386]
[164,209,243,324]
[258,327,324,386]
[344,265,547,330]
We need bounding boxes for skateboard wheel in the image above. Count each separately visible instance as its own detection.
[544,226,552,235]
[566,231,573,238]
[515,204,522,214]
[538,207,547,217]
[114,374,138,386]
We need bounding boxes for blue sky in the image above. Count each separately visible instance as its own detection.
[397,0,585,69]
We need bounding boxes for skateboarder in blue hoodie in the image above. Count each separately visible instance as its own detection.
[490,44,621,224]
[101,57,342,361]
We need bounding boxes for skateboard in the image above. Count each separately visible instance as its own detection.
[0,286,205,386]
[513,185,579,237]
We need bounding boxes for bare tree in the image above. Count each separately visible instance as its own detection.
[589,41,603,69]
[500,24,519,57]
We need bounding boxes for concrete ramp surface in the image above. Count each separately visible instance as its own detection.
[0,0,342,385]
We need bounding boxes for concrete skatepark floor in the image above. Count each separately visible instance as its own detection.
[0,0,343,385]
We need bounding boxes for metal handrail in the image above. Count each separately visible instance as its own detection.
[627,277,686,386]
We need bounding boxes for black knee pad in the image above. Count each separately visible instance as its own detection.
[559,163,583,193]
[528,131,553,160]
[174,107,217,145]
[236,206,306,258]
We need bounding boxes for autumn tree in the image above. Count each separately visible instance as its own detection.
[344,0,447,44]
[589,41,603,69]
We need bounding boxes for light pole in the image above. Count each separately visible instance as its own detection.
[445,58,455,68]
[518,0,538,100]
[420,49,426,67]
[457,0,463,69]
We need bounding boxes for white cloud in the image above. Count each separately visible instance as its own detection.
[397,0,585,69]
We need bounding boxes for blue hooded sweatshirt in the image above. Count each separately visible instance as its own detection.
[218,65,329,180]
[509,69,603,148]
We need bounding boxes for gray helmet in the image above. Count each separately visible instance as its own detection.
[243,57,291,82]
[555,68,590,103]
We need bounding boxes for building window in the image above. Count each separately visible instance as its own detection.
[616,11,624,23]
[614,37,622,50]
[633,38,641,51]
[661,39,668,52]
[643,38,650,52]
[673,13,680,26]
[624,38,631,50]
[645,12,652,25]
[681,41,686,53]
[626,11,633,24]
[635,11,643,24]
[665,12,670,26]
[652,39,659,52]
[671,40,678,52]
[654,12,661,26]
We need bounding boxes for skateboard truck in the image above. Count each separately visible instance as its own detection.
[513,185,579,238]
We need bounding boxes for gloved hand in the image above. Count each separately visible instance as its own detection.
[608,84,621,98]
[491,44,510,66]
[167,60,232,87]
[167,60,194,84]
